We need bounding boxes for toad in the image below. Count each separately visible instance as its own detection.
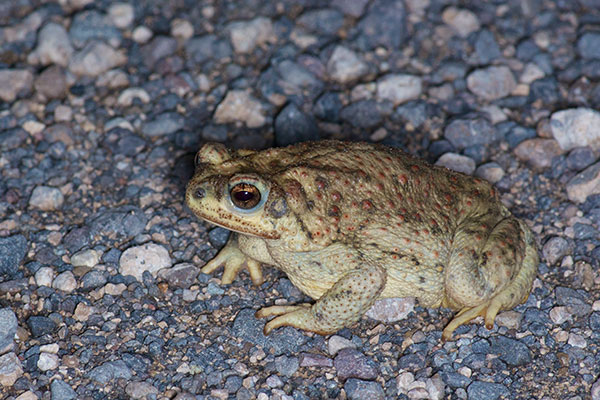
[185,141,538,340]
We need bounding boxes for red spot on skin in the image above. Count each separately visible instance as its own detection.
[343,213,350,219]
[345,179,350,185]
[415,178,421,186]
[351,201,358,208]
[378,171,386,179]
[314,231,321,237]
[411,165,420,172]
[362,200,373,210]
[376,183,384,191]
[316,193,322,200]
[450,176,458,183]
[398,174,408,185]
[396,192,404,201]
[433,250,439,258]
[422,229,430,235]
[466,200,473,207]
[301,170,308,178]
[387,200,395,208]
[430,218,438,226]
[316,179,326,190]
[404,238,411,244]
[331,191,341,202]
[414,230,420,236]
[392,254,398,259]
[444,194,453,202]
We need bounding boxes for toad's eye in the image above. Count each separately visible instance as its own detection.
[230,183,261,210]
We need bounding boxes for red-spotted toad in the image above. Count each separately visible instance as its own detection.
[185,141,538,340]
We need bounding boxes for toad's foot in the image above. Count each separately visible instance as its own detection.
[442,299,499,341]
[255,304,320,335]
[202,235,263,285]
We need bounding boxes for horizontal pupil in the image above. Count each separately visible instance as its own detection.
[235,191,254,201]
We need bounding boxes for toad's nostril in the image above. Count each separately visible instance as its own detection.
[194,187,206,199]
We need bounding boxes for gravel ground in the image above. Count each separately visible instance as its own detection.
[1,1,600,399]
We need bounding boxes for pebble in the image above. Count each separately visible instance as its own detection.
[520,62,545,84]
[443,118,497,149]
[299,353,334,368]
[213,90,267,128]
[27,316,57,337]
[467,381,509,400]
[69,41,127,77]
[442,7,480,37]
[328,335,356,356]
[592,378,600,400]
[71,249,101,268]
[356,0,407,49]
[171,19,194,40]
[334,348,378,381]
[577,32,600,60]
[119,243,172,282]
[0,69,34,102]
[549,306,571,325]
[513,139,563,169]
[29,186,64,210]
[565,147,597,171]
[327,46,368,84]
[88,360,133,383]
[37,352,59,371]
[435,153,476,175]
[108,3,135,29]
[490,336,531,366]
[340,100,383,128]
[274,102,319,147]
[542,237,571,265]
[344,378,385,400]
[550,108,600,151]
[568,333,586,348]
[15,391,38,400]
[69,10,121,47]
[274,355,299,377]
[475,162,505,183]
[467,66,517,101]
[0,235,27,279]
[158,263,199,289]
[376,74,422,105]
[52,271,77,292]
[34,65,68,99]
[566,161,600,203]
[50,380,77,400]
[0,308,17,353]
[227,17,274,54]
[142,112,184,136]
[0,352,23,386]
[132,26,153,44]
[35,266,55,287]
[27,22,74,67]
[125,381,159,399]
[332,0,370,17]
[117,88,151,106]
[365,297,415,323]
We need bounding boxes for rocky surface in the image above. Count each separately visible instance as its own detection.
[0,1,599,399]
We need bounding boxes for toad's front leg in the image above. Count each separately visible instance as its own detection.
[256,264,386,335]
[202,233,264,285]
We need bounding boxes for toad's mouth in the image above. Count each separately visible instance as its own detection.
[191,209,281,240]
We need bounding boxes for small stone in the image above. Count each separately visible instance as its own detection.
[158,263,200,289]
[0,69,33,102]
[577,32,600,60]
[550,108,600,151]
[104,283,126,296]
[69,41,127,77]
[15,391,38,400]
[327,46,368,84]
[213,90,267,128]
[37,352,59,371]
[0,352,23,386]
[592,377,600,400]
[442,7,480,37]
[34,65,68,99]
[366,297,415,323]
[344,379,385,400]
[340,100,382,128]
[299,353,334,368]
[266,375,283,388]
[489,336,531,366]
[81,270,107,290]
[467,381,509,400]
[54,105,73,122]
[35,267,55,287]
[141,112,184,136]
[27,316,57,337]
[52,271,77,292]
[50,380,77,400]
[40,343,59,354]
[117,88,151,106]
[568,332,586,348]
[467,66,516,101]
[566,147,597,171]
[549,306,571,325]
[356,0,406,50]
[28,22,74,67]
[328,335,356,356]
[520,63,545,84]
[274,102,319,147]
[0,309,18,354]
[69,10,121,47]
[171,19,194,40]
[228,17,274,54]
[332,0,370,17]
[125,381,159,399]
[334,348,378,381]
[566,161,600,203]
[274,355,299,377]
[29,186,64,211]
[494,311,522,330]
[435,153,476,175]
[71,249,101,268]
[475,162,505,183]
[119,243,172,282]
[542,237,571,265]
[513,139,563,169]
[132,26,153,43]
[108,3,134,28]
[0,235,27,279]
[376,74,422,105]
[444,118,497,149]
[88,360,132,383]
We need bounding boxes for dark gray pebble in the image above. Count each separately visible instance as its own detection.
[27,315,57,337]
[344,378,385,400]
[334,348,378,381]
[467,380,510,400]
[275,102,320,147]
[0,234,27,279]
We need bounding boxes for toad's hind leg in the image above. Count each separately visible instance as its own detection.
[442,217,538,341]
[256,264,386,335]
